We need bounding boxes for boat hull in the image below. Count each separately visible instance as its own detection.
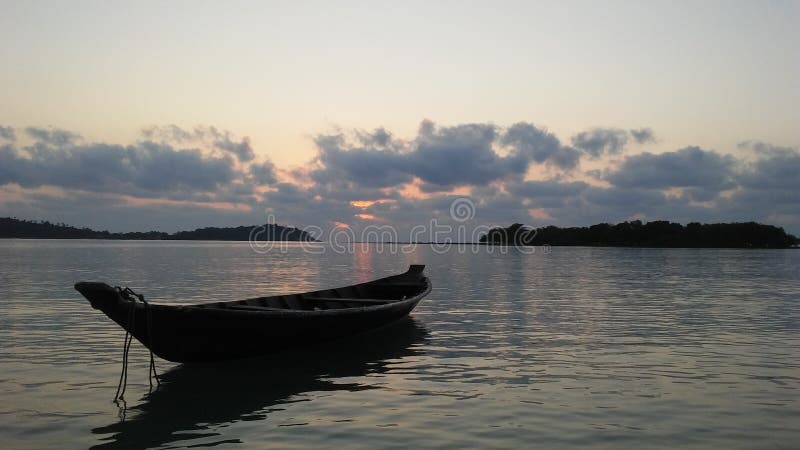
[76,265,430,362]
[101,299,423,362]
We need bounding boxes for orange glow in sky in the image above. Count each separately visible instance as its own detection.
[350,199,394,209]
[528,208,554,221]
[351,200,377,209]
[123,196,251,211]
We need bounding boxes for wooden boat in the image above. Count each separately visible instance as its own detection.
[75,265,431,363]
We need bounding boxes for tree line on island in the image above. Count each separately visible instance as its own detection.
[480,221,799,248]
[0,217,317,242]
[2,217,798,248]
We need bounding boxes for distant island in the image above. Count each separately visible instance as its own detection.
[481,221,799,249]
[0,217,318,242]
[4,217,798,248]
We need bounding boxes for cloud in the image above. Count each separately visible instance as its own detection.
[309,182,400,203]
[0,126,280,203]
[584,186,669,209]
[508,180,589,208]
[141,125,255,162]
[311,120,581,191]
[501,122,581,170]
[570,127,657,158]
[630,128,656,144]
[248,160,278,185]
[737,140,796,157]
[0,124,282,209]
[733,141,800,219]
[140,124,193,142]
[213,135,255,162]
[259,182,360,228]
[738,145,800,194]
[605,146,736,193]
[0,126,15,141]
[0,186,263,233]
[410,121,510,187]
[356,127,392,147]
[312,133,412,188]
[0,141,238,201]
[3,124,800,235]
[571,128,629,157]
[25,127,79,146]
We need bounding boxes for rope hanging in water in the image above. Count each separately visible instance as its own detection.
[113,286,160,403]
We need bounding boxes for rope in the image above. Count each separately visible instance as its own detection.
[113,286,160,403]
[113,301,135,402]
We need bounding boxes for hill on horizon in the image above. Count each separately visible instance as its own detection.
[3,217,799,248]
[480,220,799,249]
[0,217,318,242]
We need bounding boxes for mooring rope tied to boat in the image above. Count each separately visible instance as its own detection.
[113,286,160,403]
[113,300,134,402]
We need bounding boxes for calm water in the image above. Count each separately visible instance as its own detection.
[0,241,798,449]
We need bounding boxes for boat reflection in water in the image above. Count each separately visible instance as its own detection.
[91,318,428,449]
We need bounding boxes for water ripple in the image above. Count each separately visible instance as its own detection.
[0,242,798,448]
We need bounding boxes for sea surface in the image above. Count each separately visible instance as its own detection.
[0,240,798,449]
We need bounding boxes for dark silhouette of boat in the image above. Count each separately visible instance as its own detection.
[75,265,431,363]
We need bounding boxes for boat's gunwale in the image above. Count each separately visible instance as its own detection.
[208,289,427,317]
[81,265,431,317]
[133,278,432,317]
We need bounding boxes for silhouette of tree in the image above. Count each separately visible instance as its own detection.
[480,220,798,248]
[0,218,317,242]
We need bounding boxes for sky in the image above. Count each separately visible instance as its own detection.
[1,0,799,237]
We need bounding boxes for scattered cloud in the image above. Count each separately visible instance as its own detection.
[571,127,657,158]
[311,120,581,192]
[630,128,656,144]
[311,132,412,188]
[25,127,79,146]
[249,161,278,185]
[141,125,255,162]
[571,128,629,157]
[1,124,799,234]
[213,135,255,162]
[605,146,736,193]
[0,140,238,201]
[738,145,800,193]
[410,121,514,187]
[0,125,279,207]
[737,140,796,157]
[0,126,15,142]
[584,186,668,209]
[508,180,589,208]
[501,122,581,170]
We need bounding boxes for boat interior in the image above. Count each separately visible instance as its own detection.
[197,269,429,312]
